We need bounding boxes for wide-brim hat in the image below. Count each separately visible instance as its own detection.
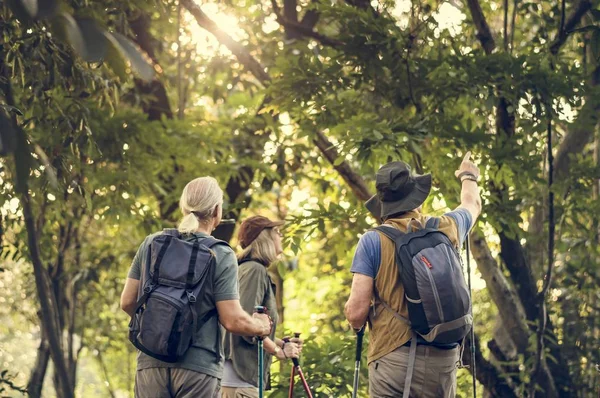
[238,215,285,249]
[365,161,432,219]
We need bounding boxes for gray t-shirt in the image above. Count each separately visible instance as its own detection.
[127,231,239,379]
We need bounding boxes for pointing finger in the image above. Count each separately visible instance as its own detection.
[463,151,472,163]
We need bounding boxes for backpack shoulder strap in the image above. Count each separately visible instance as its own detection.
[373,225,405,243]
[162,228,181,237]
[200,236,231,249]
[425,217,440,230]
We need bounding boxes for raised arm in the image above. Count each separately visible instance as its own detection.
[455,151,482,223]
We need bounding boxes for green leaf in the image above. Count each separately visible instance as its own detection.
[333,155,345,166]
[75,18,109,62]
[51,13,86,59]
[33,144,58,189]
[591,28,600,61]
[104,36,127,80]
[105,32,154,82]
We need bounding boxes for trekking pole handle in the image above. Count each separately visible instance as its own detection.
[254,306,269,341]
[355,326,365,362]
[282,337,301,367]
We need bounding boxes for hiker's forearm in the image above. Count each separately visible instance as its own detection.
[217,300,265,336]
[345,303,369,329]
[263,337,278,354]
[459,180,482,221]
[223,312,263,335]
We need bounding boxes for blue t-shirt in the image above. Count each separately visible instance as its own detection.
[351,209,472,278]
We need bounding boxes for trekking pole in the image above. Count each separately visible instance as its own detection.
[284,333,313,398]
[352,325,365,398]
[465,236,477,398]
[255,306,267,398]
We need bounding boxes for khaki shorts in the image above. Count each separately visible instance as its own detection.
[135,367,220,398]
[221,386,258,398]
[369,345,459,398]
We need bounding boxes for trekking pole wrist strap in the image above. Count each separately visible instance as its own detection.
[281,340,289,358]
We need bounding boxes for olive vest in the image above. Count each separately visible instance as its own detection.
[367,211,460,364]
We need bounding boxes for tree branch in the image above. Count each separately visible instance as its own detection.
[469,230,558,397]
[463,333,520,398]
[300,0,320,31]
[465,0,496,54]
[549,0,593,56]
[530,114,556,398]
[271,0,344,48]
[503,0,509,51]
[312,131,372,201]
[181,0,271,84]
[283,0,299,39]
[509,0,518,53]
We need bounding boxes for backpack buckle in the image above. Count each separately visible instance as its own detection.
[187,291,196,303]
[143,284,154,294]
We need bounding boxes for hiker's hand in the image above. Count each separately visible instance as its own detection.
[252,312,272,337]
[454,151,480,180]
[279,342,300,359]
[290,337,303,352]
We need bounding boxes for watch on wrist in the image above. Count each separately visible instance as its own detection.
[457,171,478,180]
[461,176,478,183]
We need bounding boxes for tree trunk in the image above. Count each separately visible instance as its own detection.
[20,192,74,398]
[27,334,50,398]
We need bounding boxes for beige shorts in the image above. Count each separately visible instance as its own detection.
[135,367,220,398]
[221,386,259,398]
[369,345,459,398]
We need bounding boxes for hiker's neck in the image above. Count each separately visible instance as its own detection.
[196,220,216,235]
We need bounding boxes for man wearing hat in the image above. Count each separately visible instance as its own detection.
[344,153,481,397]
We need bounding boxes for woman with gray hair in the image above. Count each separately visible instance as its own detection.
[121,177,272,398]
[222,215,302,398]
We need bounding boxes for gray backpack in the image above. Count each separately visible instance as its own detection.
[128,229,227,363]
[373,217,472,397]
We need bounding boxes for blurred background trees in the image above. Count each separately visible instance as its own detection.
[1,0,599,396]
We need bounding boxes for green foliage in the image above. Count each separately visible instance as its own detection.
[269,332,368,398]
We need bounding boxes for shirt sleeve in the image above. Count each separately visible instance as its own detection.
[350,231,381,278]
[213,248,240,302]
[127,239,146,280]
[443,208,473,248]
